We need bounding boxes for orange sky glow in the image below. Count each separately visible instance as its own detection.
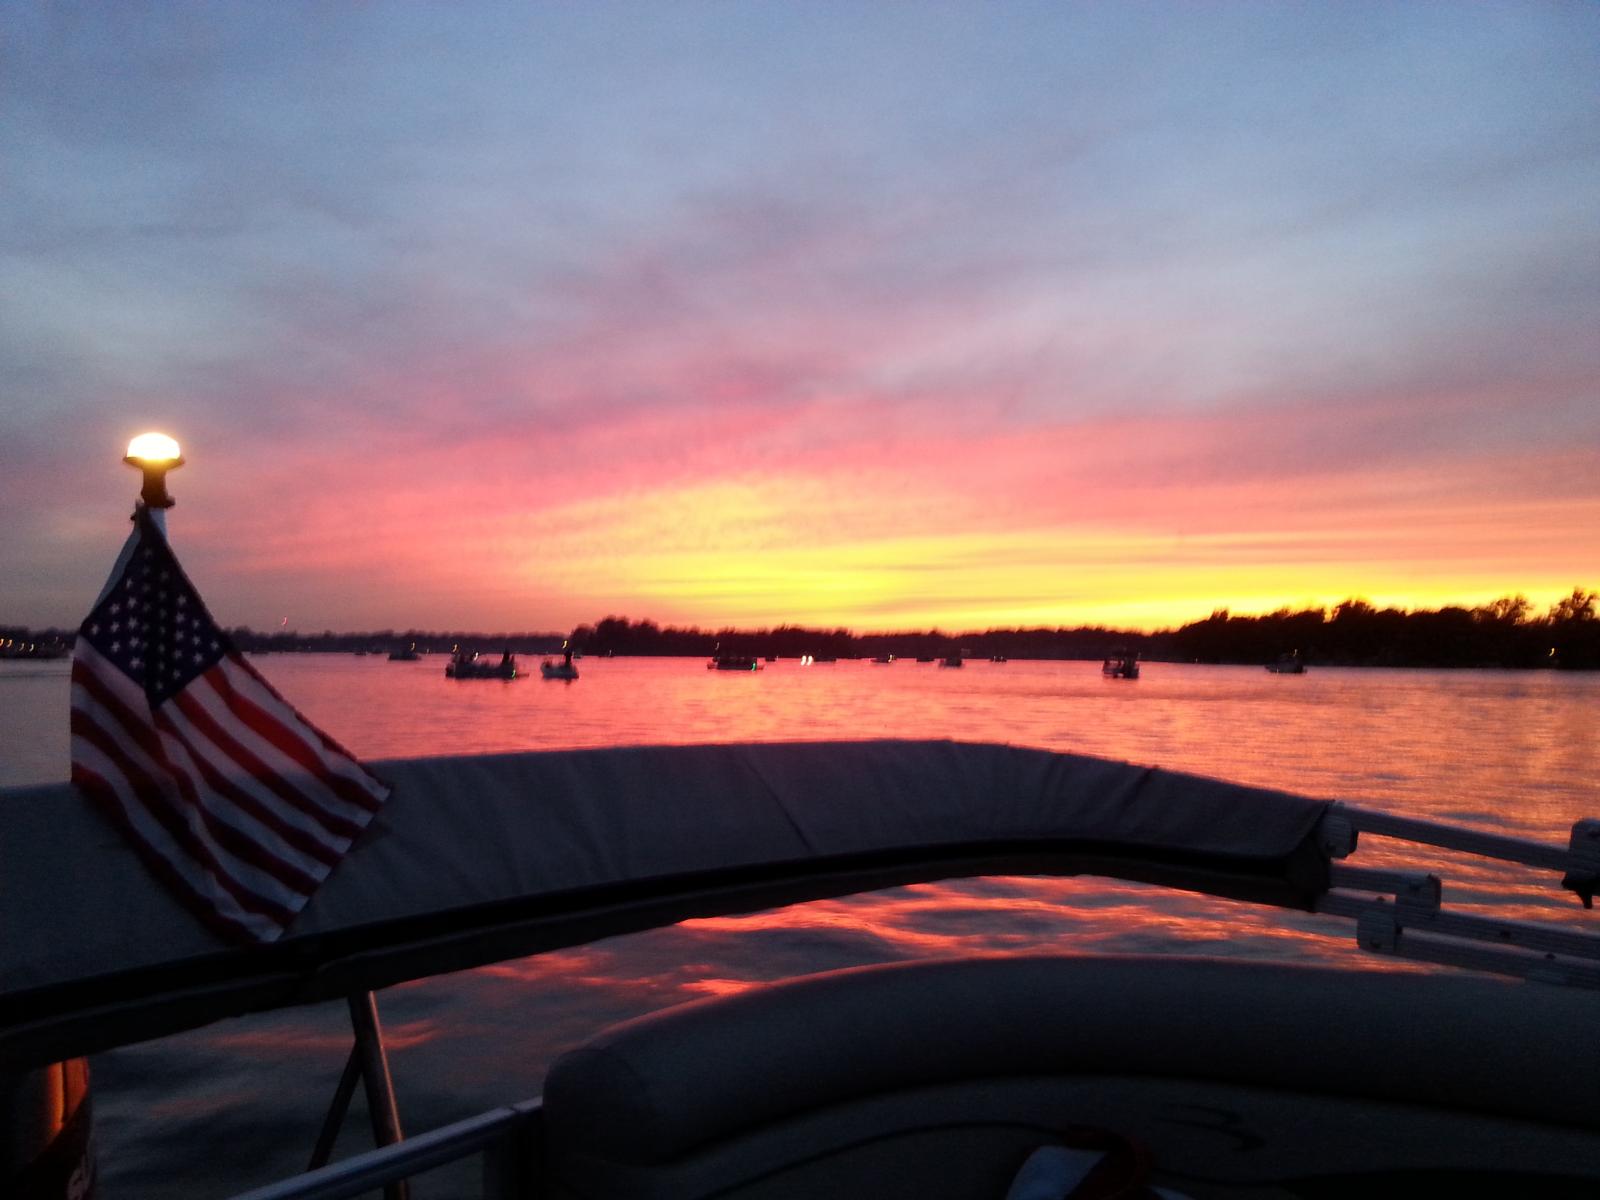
[3,6,1597,634]
[112,400,1597,634]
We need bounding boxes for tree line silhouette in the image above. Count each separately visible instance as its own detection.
[5,588,1596,668]
[566,589,1598,668]
[1164,590,1598,669]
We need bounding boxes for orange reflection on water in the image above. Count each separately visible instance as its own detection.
[473,945,620,987]
[681,876,1369,971]
[680,977,761,998]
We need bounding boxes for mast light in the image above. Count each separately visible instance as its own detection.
[124,431,185,509]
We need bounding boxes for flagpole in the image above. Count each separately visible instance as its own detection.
[120,436,409,1193]
[49,434,408,1195]
[0,434,183,1200]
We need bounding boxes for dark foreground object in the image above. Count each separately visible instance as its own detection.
[538,954,1600,1198]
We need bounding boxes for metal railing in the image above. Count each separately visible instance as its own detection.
[1312,807,1600,988]
[230,1100,540,1200]
[228,805,1600,1200]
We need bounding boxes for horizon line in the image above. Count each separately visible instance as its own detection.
[5,586,1594,643]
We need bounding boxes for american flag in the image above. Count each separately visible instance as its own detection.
[70,506,390,942]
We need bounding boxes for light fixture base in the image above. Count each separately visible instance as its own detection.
[123,450,185,510]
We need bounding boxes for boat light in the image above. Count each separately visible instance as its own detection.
[124,431,185,510]
[125,432,182,464]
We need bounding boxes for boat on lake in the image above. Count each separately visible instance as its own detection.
[708,655,761,671]
[1102,649,1140,679]
[1267,650,1308,674]
[5,740,1599,1199]
[939,654,963,667]
[540,648,579,680]
[445,649,518,679]
[0,638,69,660]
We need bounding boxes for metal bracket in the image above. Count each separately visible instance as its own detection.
[1329,866,1439,912]
[1319,880,1600,988]
[1314,808,1600,990]
[1316,811,1358,859]
[307,992,409,1200]
[1356,905,1399,953]
[1394,873,1442,920]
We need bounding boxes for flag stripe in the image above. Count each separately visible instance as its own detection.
[69,751,271,941]
[74,643,346,869]
[187,661,378,826]
[172,681,370,842]
[155,695,357,855]
[206,660,387,814]
[70,760,269,942]
[70,704,308,919]
[70,706,299,926]
[233,654,389,795]
[152,710,345,868]
[71,506,391,942]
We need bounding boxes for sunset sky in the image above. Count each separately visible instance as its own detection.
[4,3,1597,634]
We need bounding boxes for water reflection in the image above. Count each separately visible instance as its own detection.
[7,657,1597,839]
[6,656,1594,1197]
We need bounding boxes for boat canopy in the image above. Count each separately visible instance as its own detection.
[0,739,1330,1070]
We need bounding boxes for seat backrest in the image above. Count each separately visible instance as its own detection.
[537,955,1600,1199]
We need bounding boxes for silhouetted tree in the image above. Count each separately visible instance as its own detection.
[1548,588,1600,669]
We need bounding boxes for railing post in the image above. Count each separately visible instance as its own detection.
[308,1044,363,1171]
[347,992,408,1200]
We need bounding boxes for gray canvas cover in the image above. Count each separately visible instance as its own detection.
[0,740,1329,1067]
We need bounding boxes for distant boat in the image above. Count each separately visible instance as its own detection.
[1102,650,1140,680]
[541,648,579,680]
[0,639,69,660]
[939,656,964,668]
[990,655,1008,663]
[708,655,761,671]
[1266,651,1307,674]
[388,644,420,661]
[871,654,895,665]
[447,650,518,680]
[812,655,838,664]
[915,656,935,663]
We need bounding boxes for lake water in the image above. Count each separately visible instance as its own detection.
[3,654,1597,1197]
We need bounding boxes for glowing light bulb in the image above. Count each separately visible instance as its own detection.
[126,432,182,464]
[123,432,185,509]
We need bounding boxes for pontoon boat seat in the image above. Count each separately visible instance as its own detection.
[539,955,1600,1199]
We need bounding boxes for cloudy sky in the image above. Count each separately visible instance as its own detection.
[4,2,1597,633]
